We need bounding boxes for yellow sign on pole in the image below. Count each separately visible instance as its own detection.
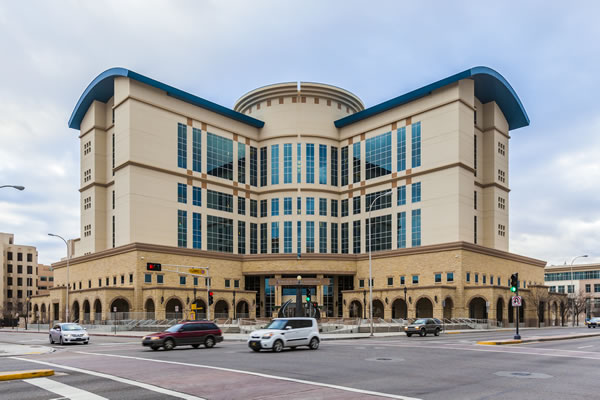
[189,268,206,275]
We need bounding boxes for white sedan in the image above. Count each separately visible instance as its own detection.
[49,323,90,345]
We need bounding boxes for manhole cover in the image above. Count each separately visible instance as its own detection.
[495,371,552,379]
[365,357,404,363]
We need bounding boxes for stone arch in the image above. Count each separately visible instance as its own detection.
[214,299,229,318]
[349,300,363,318]
[144,298,155,319]
[110,297,131,319]
[443,297,454,320]
[538,301,546,324]
[41,304,47,323]
[468,296,488,319]
[165,297,184,320]
[519,298,526,323]
[496,297,505,323]
[82,300,91,322]
[372,299,385,319]
[415,297,434,318]
[391,298,408,319]
[93,299,102,321]
[192,299,207,319]
[71,300,80,322]
[236,300,250,318]
[33,304,39,322]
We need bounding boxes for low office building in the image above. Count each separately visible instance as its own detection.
[545,263,600,322]
[0,233,38,320]
[31,66,546,326]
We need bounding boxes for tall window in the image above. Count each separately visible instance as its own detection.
[192,213,201,249]
[238,143,246,183]
[284,143,292,184]
[284,221,292,254]
[411,182,421,203]
[271,198,279,216]
[307,197,315,215]
[297,143,302,183]
[177,183,187,204]
[207,190,233,212]
[260,223,267,253]
[411,122,421,168]
[367,214,392,251]
[306,221,315,253]
[365,132,391,180]
[207,215,233,253]
[331,199,338,217]
[192,127,201,172]
[331,222,338,254]
[112,215,115,248]
[397,186,406,206]
[353,220,361,253]
[271,144,279,185]
[260,147,267,186]
[474,215,477,244]
[297,196,302,215]
[341,146,348,186]
[178,210,187,248]
[341,199,348,217]
[238,221,246,254]
[297,221,302,255]
[250,146,257,186]
[319,198,327,216]
[271,222,280,254]
[177,123,187,169]
[284,197,292,215]
[473,134,477,176]
[260,199,267,217]
[306,144,315,184]
[319,144,327,184]
[353,196,361,215]
[331,147,338,186]
[353,142,361,183]
[112,133,115,175]
[411,209,421,246]
[250,223,258,254]
[341,222,349,253]
[366,190,391,211]
[193,186,201,206]
[397,212,406,248]
[397,126,406,171]
[250,199,257,217]
[207,133,233,180]
[237,197,245,215]
[319,222,327,253]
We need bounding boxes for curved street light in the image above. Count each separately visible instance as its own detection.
[48,233,71,322]
[0,185,25,191]
[570,254,588,326]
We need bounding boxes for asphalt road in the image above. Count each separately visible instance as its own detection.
[1,327,598,399]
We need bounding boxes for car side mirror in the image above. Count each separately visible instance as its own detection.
[56,327,61,331]
[285,326,292,330]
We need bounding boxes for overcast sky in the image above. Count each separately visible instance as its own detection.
[1,1,599,266]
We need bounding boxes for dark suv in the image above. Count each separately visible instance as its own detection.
[142,321,223,351]
[404,318,442,337]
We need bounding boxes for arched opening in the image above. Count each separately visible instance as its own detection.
[553,302,559,326]
[94,299,102,321]
[83,300,91,323]
[165,298,183,320]
[496,298,504,323]
[71,301,80,322]
[349,300,362,318]
[110,298,130,320]
[416,297,433,318]
[560,302,565,326]
[214,300,229,319]
[392,299,408,319]
[519,299,525,323]
[192,299,207,319]
[41,304,47,323]
[145,298,155,320]
[372,299,385,319]
[469,297,488,320]
[236,300,249,318]
[33,304,39,323]
[443,298,454,320]
[538,301,545,325]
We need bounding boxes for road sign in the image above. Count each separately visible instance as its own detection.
[189,268,206,275]
[512,296,522,307]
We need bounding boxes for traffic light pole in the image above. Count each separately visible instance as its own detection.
[514,288,521,340]
[207,280,211,321]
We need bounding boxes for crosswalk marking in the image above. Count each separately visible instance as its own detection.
[25,377,108,400]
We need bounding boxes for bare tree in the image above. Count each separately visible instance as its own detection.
[555,296,570,326]
[573,290,591,326]
[526,285,552,328]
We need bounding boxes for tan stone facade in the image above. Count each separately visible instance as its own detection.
[1,232,39,319]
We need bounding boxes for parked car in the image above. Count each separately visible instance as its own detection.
[49,323,89,345]
[587,317,600,328]
[404,318,442,337]
[142,321,223,351]
[247,317,320,352]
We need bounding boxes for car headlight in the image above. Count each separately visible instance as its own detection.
[262,333,274,339]
[150,336,160,340]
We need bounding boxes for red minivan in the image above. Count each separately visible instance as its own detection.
[142,321,223,351]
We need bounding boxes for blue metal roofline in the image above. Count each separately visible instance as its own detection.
[334,66,530,131]
[68,68,265,130]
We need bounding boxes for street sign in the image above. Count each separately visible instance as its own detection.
[189,268,206,275]
[512,296,522,307]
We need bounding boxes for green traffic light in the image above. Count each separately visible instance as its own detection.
[306,297,311,301]
[510,286,516,292]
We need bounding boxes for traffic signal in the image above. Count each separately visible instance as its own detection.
[510,273,518,292]
[305,288,311,302]
[208,291,214,305]
[146,262,161,271]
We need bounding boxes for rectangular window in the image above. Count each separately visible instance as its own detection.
[411,182,421,203]
[435,273,442,283]
[284,143,292,184]
[250,146,257,186]
[475,273,479,283]
[359,279,365,288]
[594,284,600,293]
[474,134,477,176]
[271,222,280,254]
[260,146,267,186]
[388,277,393,286]
[319,198,327,216]
[367,214,392,251]
[112,215,115,248]
[144,274,151,283]
[250,223,258,254]
[260,199,267,217]
[307,197,315,215]
[353,220,361,253]
[284,221,292,254]
[112,134,115,174]
[331,146,338,186]
[306,221,315,253]
[411,122,421,168]
[192,127,201,172]
[319,144,327,184]
[192,213,201,249]
[284,197,292,215]
[341,146,348,186]
[483,275,487,284]
[178,210,187,248]
[306,144,315,184]
[250,199,257,217]
[397,185,406,206]
[411,209,421,247]
[474,191,477,210]
[319,222,327,253]
[498,277,501,286]
[234,279,239,288]
[341,199,348,217]
[297,221,302,255]
[271,144,279,185]
[331,199,338,217]
[397,126,406,171]
[238,142,246,184]
[447,272,454,282]
[353,142,361,183]
[112,191,115,209]
[341,222,349,254]
[331,222,338,254]
[466,272,471,282]
[297,143,302,183]
[366,190,392,211]
[180,276,187,285]
[237,197,245,215]
[271,198,279,216]
[157,275,164,284]
[177,183,187,204]
[207,215,233,253]
[585,284,591,293]
[365,131,391,180]
[400,276,405,285]
[474,216,477,244]
[238,221,246,254]
[260,223,267,253]
[397,212,406,248]
[207,190,233,212]
[412,275,419,284]
[207,132,233,180]
[193,186,201,206]
[225,279,230,288]
[353,196,361,215]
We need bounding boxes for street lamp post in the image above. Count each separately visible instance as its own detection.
[570,255,588,326]
[48,233,71,322]
[25,297,30,330]
[0,185,25,191]
[367,189,392,337]
[296,275,303,317]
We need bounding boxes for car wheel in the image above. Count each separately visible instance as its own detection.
[589,325,592,329]
[406,333,412,337]
[49,335,54,344]
[309,337,320,350]
[419,329,426,337]
[272,340,283,353]
[84,341,89,345]
[192,344,200,349]
[204,336,215,348]
[434,328,440,336]
[151,345,160,351]
[164,339,175,351]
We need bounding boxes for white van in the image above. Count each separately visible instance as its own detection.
[247,317,320,352]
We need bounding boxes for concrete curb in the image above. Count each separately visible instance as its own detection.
[477,331,600,345]
[0,369,54,381]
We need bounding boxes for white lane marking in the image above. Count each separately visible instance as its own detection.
[577,345,593,349]
[74,351,422,400]
[11,357,206,400]
[94,342,139,346]
[25,377,107,399]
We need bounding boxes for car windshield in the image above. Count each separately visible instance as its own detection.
[413,319,427,325]
[266,320,287,330]
[165,324,183,333]
[61,324,84,331]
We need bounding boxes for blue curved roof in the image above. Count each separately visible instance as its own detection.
[68,68,265,130]
[334,66,529,131]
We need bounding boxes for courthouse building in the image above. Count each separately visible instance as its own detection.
[31,66,547,326]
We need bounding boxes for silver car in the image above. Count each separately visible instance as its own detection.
[49,323,90,345]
